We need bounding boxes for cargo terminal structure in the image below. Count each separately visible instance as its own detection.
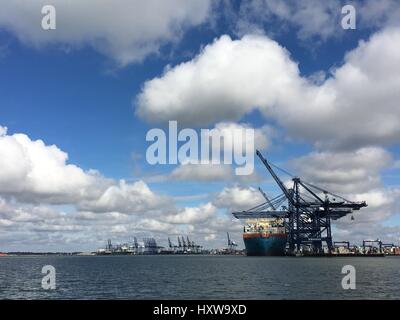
[232,150,368,256]
[97,236,205,255]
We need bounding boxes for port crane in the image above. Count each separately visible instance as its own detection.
[381,242,395,254]
[181,236,187,251]
[106,239,113,251]
[187,236,193,250]
[363,239,383,254]
[177,237,182,249]
[232,150,367,254]
[258,187,276,210]
[334,241,350,250]
[227,232,238,251]
[168,237,174,250]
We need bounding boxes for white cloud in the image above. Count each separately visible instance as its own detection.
[168,121,270,181]
[0,130,109,203]
[110,225,128,234]
[212,122,271,153]
[0,127,246,250]
[204,233,216,241]
[137,218,177,233]
[78,179,173,214]
[2,0,399,67]
[334,222,400,245]
[136,34,300,126]
[191,213,242,237]
[0,128,232,242]
[164,202,217,224]
[0,194,233,250]
[331,187,400,245]
[288,147,400,228]
[0,125,7,136]
[233,0,400,41]
[137,28,400,149]
[170,163,233,182]
[236,0,342,40]
[213,185,265,212]
[291,147,393,194]
[0,0,211,65]
[358,0,400,29]
[350,189,399,222]
[148,121,270,182]
[0,127,176,216]
[330,187,398,229]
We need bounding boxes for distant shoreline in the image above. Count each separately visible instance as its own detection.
[0,252,244,257]
[0,252,93,256]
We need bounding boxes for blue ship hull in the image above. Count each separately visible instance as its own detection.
[244,234,287,256]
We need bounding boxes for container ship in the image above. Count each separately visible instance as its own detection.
[243,218,287,256]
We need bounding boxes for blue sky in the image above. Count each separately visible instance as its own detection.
[0,0,400,251]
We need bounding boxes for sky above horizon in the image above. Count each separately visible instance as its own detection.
[1,0,400,251]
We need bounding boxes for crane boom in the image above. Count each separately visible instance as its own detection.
[168,237,173,248]
[256,150,294,205]
[258,187,276,210]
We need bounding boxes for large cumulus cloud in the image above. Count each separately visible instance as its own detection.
[136,28,400,150]
[0,0,211,65]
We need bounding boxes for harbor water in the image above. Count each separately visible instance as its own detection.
[1,255,399,299]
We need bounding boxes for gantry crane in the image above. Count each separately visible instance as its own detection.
[177,236,182,250]
[187,236,193,250]
[334,241,350,249]
[258,187,276,210]
[232,150,367,254]
[227,232,238,251]
[181,236,187,251]
[363,239,382,253]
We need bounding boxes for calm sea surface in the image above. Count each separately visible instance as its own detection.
[0,255,399,299]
